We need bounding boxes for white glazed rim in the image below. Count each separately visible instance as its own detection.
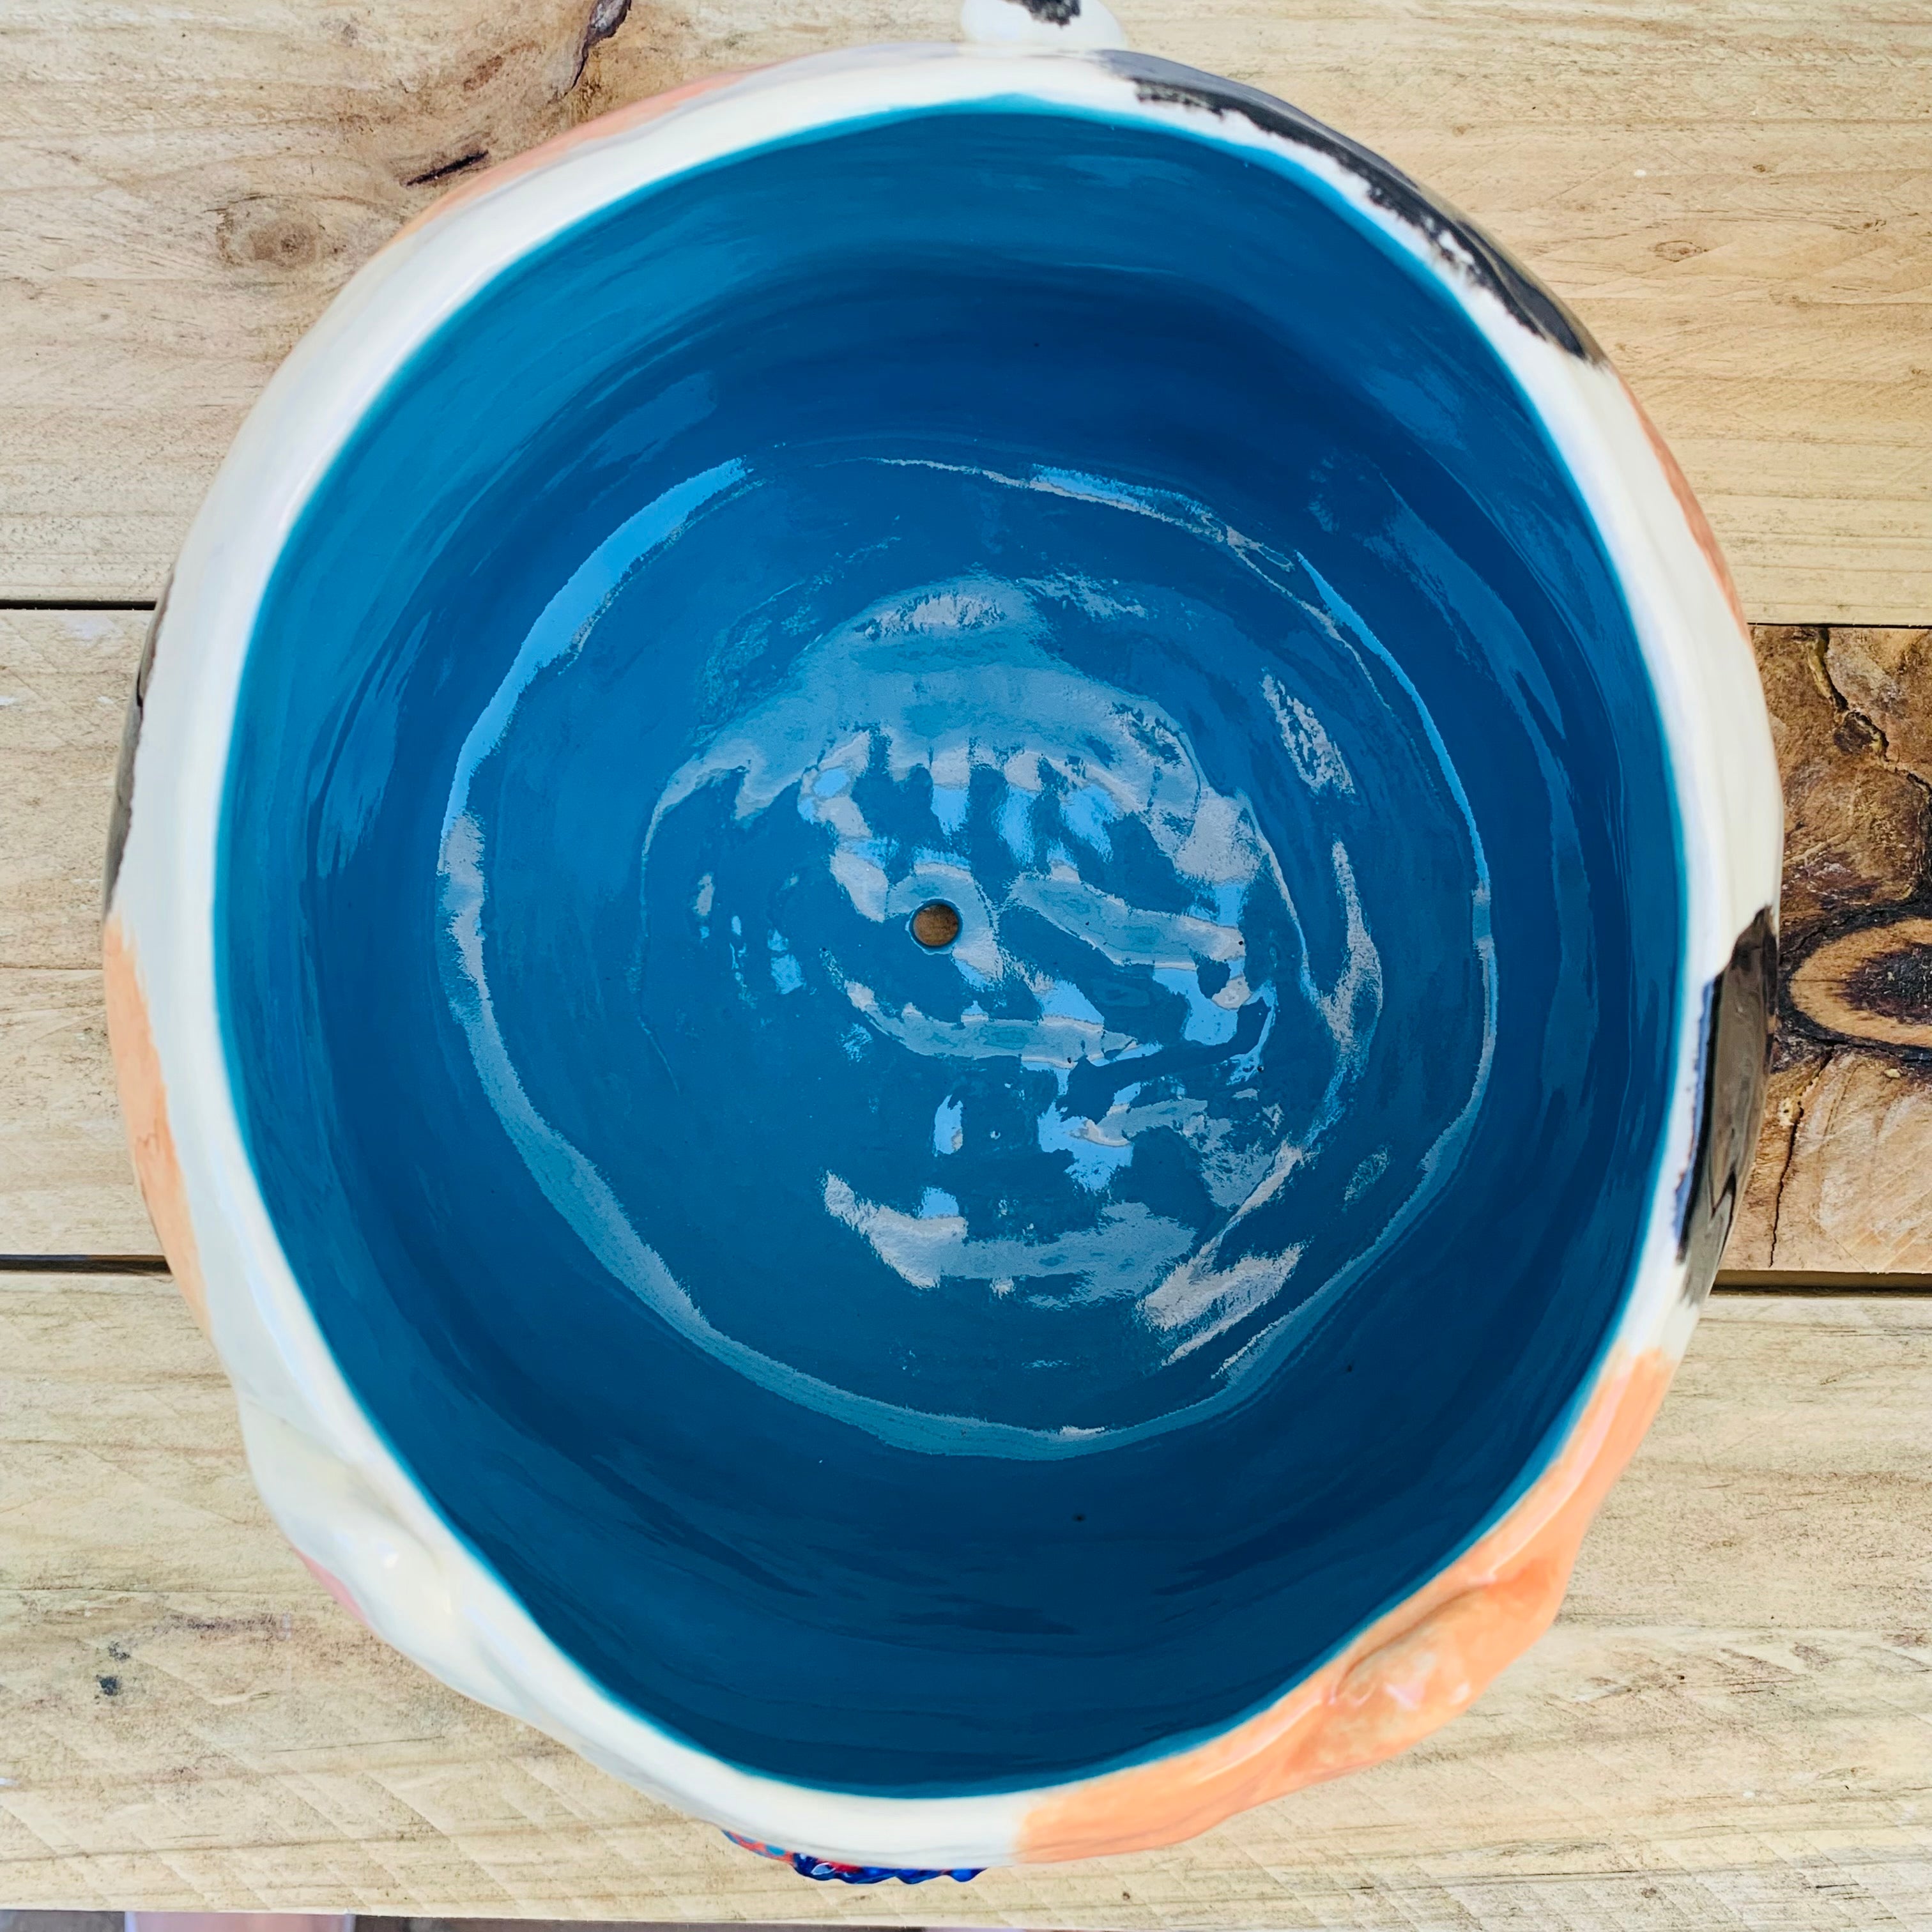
[112,40,1782,1867]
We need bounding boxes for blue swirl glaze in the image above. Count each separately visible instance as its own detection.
[219,105,1680,1793]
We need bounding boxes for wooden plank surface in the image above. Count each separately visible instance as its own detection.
[3,1275,1930,1925]
[0,611,151,1254]
[6,13,1931,1906]
[2,0,1929,618]
[8,610,1928,1271]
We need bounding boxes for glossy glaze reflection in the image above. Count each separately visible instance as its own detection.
[215,107,1685,1796]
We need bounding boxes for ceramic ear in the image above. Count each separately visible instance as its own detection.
[959,0,1131,52]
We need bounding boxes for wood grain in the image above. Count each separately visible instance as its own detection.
[0,612,148,1253]
[1726,626,1932,1273]
[0,610,139,970]
[1,1274,1929,1924]
[3,1,1929,617]
[0,967,150,1255]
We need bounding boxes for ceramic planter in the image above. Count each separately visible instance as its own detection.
[105,0,1781,1874]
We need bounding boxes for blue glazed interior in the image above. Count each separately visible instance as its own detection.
[219,102,1681,1794]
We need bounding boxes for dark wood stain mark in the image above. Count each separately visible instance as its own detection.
[403,149,491,187]
[464,52,508,94]
[1845,936,1932,1026]
[1786,909,1932,1055]
[217,197,332,272]
[1759,1038,1832,1271]
[572,0,635,89]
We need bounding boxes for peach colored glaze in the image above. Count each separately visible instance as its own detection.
[1622,378,1749,635]
[299,1553,369,1625]
[106,908,371,1625]
[390,70,755,246]
[102,912,208,1335]
[1018,1347,1671,1859]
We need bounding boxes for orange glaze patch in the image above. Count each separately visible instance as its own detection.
[1621,379,1749,634]
[102,913,210,1335]
[389,69,759,249]
[1017,1347,1673,1862]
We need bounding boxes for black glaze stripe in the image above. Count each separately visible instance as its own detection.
[103,576,169,910]
[1675,908,1777,1298]
[1102,50,1600,361]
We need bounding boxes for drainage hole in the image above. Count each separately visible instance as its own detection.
[911,900,962,949]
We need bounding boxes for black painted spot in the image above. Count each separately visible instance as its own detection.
[103,574,168,914]
[1105,52,1600,361]
[1843,939,1932,1027]
[1676,907,1777,1298]
[1019,0,1082,19]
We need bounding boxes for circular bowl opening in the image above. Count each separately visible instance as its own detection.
[217,92,1682,1798]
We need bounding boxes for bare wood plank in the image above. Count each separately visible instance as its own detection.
[0,0,942,604]
[0,967,151,1255]
[3,1,1929,617]
[0,610,145,970]
[3,1279,1930,1922]
[0,611,150,1253]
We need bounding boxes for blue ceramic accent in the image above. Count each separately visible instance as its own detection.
[724,1830,983,1883]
